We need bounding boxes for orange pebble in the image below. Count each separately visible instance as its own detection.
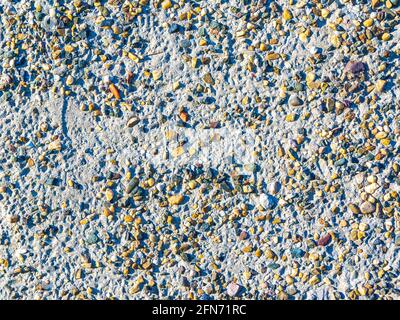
[109,83,120,100]
[179,110,189,122]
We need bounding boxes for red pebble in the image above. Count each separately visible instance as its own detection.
[318,234,331,246]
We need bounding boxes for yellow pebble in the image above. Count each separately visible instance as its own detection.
[152,69,163,81]
[382,33,391,41]
[66,75,74,86]
[161,0,172,10]
[321,9,330,19]
[375,132,387,140]
[147,177,155,187]
[309,275,320,285]
[283,9,293,21]
[105,188,114,202]
[259,43,267,51]
[124,215,134,223]
[64,44,75,53]
[128,52,140,63]
[376,79,387,93]
[267,52,280,60]
[330,34,341,48]
[299,33,308,42]
[188,180,197,190]
[363,18,373,28]
[168,194,184,205]
[242,245,252,253]
[285,113,296,122]
[172,81,180,91]
[381,139,391,147]
[199,39,207,46]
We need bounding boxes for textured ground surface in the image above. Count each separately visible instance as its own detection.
[0,0,399,300]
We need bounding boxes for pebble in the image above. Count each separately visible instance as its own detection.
[265,249,277,260]
[86,232,99,245]
[66,75,74,86]
[169,24,180,34]
[344,61,365,75]
[291,248,304,258]
[168,194,184,206]
[349,203,361,214]
[360,201,376,215]
[365,183,379,194]
[161,0,172,10]
[283,9,293,21]
[318,234,331,246]
[289,95,303,107]
[376,79,387,93]
[268,181,280,195]
[239,231,248,241]
[226,283,240,297]
[109,84,120,100]
[127,117,140,128]
[203,73,215,86]
[259,193,275,210]
[105,189,114,202]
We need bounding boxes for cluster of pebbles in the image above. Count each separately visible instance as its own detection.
[0,0,400,300]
